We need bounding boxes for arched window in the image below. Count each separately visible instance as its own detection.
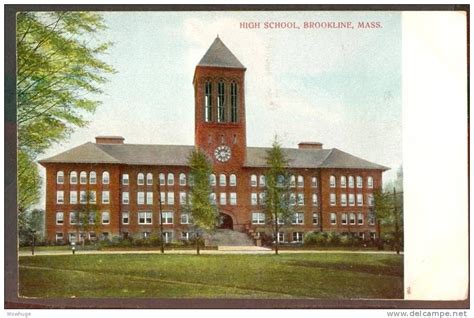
[209,174,216,186]
[167,173,174,185]
[348,176,354,188]
[146,173,153,185]
[297,175,304,188]
[311,177,317,187]
[219,174,226,186]
[159,173,165,185]
[230,81,238,122]
[259,175,266,187]
[329,175,336,188]
[230,174,237,186]
[277,175,285,187]
[250,174,257,187]
[70,171,77,184]
[89,171,97,184]
[102,171,109,184]
[205,81,212,122]
[137,173,145,185]
[80,171,87,184]
[356,176,363,188]
[340,176,347,188]
[290,175,296,187]
[217,81,226,122]
[179,173,186,186]
[367,176,374,188]
[57,171,64,184]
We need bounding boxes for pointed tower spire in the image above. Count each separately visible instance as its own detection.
[198,37,245,69]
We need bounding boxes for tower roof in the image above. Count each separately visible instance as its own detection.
[197,36,245,69]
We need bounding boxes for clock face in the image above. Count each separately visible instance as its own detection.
[214,145,232,162]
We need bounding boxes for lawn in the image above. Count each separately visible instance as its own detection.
[19,253,403,299]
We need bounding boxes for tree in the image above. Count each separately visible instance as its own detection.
[186,149,218,255]
[18,208,44,248]
[75,191,100,248]
[16,12,115,214]
[262,137,294,255]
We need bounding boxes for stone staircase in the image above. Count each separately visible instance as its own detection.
[209,229,255,246]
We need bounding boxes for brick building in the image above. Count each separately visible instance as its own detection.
[39,37,388,244]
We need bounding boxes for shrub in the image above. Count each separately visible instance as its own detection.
[326,231,340,246]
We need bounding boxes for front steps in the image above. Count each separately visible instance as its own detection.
[209,229,255,247]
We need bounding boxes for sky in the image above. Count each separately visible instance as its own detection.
[38,11,402,205]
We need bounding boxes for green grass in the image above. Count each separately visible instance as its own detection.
[19,253,403,299]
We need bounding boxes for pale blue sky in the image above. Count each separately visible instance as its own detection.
[39,11,401,200]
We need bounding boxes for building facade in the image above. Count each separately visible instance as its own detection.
[39,37,388,244]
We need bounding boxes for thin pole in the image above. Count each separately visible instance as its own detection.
[158,179,164,254]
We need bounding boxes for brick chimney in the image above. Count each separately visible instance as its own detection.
[95,136,125,144]
[298,142,323,150]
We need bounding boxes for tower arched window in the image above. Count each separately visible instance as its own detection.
[205,81,212,122]
[210,174,216,186]
[230,174,237,186]
[217,81,226,122]
[230,81,238,122]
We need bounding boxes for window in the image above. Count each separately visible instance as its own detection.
[89,171,97,184]
[290,175,296,187]
[205,81,212,122]
[220,193,227,205]
[259,175,266,187]
[70,171,78,184]
[57,191,64,204]
[349,194,355,206]
[89,191,96,204]
[230,192,237,205]
[357,194,363,206]
[57,171,64,184]
[179,191,187,205]
[230,174,236,186]
[252,212,265,224]
[367,176,374,188]
[137,173,145,185]
[297,193,304,205]
[312,213,319,225]
[349,213,356,225]
[341,213,348,225]
[297,175,304,188]
[164,231,173,243]
[219,174,226,186]
[292,232,304,243]
[277,232,286,243]
[122,212,129,224]
[217,81,225,122]
[210,193,217,205]
[330,193,336,206]
[56,212,64,225]
[87,212,96,225]
[69,212,78,225]
[79,191,86,204]
[368,212,376,225]
[292,212,304,225]
[70,191,78,204]
[329,175,336,188]
[102,191,110,204]
[312,194,318,206]
[311,176,317,187]
[370,232,376,240]
[142,232,151,239]
[179,173,186,186]
[55,233,64,242]
[181,213,192,224]
[250,174,257,187]
[181,231,191,241]
[146,192,153,205]
[80,171,87,184]
[69,233,77,243]
[258,192,265,205]
[341,194,347,206]
[160,192,166,204]
[250,193,257,205]
[357,176,363,188]
[167,173,174,185]
[159,173,165,185]
[368,194,374,207]
[231,81,238,122]
[102,171,109,184]
[161,211,173,224]
[358,213,364,225]
[138,212,152,224]
[167,192,174,205]
[122,173,129,185]
[277,175,285,187]
[210,174,216,186]
[146,173,153,185]
[102,212,110,224]
[330,213,337,225]
[359,232,365,239]
[340,176,347,188]
[122,192,129,204]
[289,193,296,206]
[348,176,354,188]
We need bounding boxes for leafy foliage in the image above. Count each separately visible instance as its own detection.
[16,11,115,212]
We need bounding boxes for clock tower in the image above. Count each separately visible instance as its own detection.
[193,37,247,167]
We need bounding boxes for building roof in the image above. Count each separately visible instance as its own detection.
[197,37,245,69]
[39,143,389,170]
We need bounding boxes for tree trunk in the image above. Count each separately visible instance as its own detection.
[274,218,279,255]
[196,233,200,255]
